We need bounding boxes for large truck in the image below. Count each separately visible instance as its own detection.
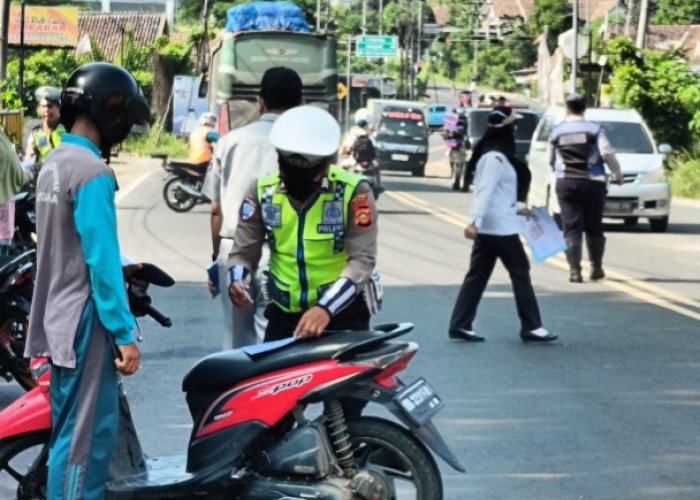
[201,29,338,135]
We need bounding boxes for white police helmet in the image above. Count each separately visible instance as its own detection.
[35,86,61,106]
[199,111,217,127]
[269,105,340,162]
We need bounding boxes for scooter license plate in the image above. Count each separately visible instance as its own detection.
[394,378,444,426]
[391,153,409,161]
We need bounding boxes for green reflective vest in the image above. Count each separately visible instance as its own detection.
[258,165,362,313]
[33,125,65,162]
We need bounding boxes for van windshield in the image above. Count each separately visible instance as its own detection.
[598,122,654,154]
[376,110,427,140]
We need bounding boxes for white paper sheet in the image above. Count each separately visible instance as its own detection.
[518,207,567,263]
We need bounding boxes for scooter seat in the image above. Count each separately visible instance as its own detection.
[182,329,391,393]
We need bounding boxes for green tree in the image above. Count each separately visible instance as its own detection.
[652,0,700,24]
[606,37,700,148]
[528,0,572,54]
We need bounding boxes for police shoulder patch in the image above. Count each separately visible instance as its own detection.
[240,197,257,221]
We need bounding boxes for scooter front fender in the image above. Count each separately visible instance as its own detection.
[0,383,51,439]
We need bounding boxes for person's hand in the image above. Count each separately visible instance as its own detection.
[207,279,217,297]
[464,223,478,240]
[615,173,624,185]
[516,206,532,218]
[294,306,331,339]
[229,280,253,307]
[115,343,140,375]
[122,263,148,289]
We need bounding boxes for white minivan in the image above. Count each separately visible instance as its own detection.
[527,107,673,232]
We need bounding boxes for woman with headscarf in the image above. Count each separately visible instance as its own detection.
[448,106,557,343]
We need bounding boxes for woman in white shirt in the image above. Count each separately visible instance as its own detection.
[448,106,557,343]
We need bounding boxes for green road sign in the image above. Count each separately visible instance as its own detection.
[356,35,398,58]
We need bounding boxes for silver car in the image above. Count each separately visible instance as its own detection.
[527,107,672,232]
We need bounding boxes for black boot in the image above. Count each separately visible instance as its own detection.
[565,236,583,283]
[587,236,606,280]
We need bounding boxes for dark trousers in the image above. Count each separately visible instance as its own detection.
[264,296,370,342]
[556,178,607,240]
[450,234,542,332]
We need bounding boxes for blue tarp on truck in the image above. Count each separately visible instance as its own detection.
[225,1,310,33]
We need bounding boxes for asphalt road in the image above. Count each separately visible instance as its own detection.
[2,140,700,499]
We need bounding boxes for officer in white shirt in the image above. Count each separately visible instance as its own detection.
[202,67,303,349]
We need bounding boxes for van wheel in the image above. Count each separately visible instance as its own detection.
[649,216,668,232]
[412,166,425,177]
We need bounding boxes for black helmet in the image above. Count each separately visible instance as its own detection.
[61,63,151,150]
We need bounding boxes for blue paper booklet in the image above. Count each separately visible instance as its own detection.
[207,262,220,297]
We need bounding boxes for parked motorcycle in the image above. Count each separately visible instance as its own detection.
[10,188,37,254]
[340,156,384,201]
[156,155,210,212]
[0,249,36,391]
[0,266,464,499]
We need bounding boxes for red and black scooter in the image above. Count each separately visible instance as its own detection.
[0,266,464,500]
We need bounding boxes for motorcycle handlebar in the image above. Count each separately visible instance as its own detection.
[145,305,172,328]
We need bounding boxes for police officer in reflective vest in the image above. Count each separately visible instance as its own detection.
[25,86,66,166]
[550,93,624,283]
[227,105,378,341]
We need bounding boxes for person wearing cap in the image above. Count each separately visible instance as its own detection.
[550,93,624,283]
[448,106,557,343]
[188,111,219,164]
[202,66,303,349]
[227,105,378,343]
[24,86,66,167]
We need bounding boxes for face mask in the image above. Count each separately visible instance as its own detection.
[278,154,326,201]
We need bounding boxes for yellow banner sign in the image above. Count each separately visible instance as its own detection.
[9,6,79,47]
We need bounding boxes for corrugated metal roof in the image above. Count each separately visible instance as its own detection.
[77,12,168,60]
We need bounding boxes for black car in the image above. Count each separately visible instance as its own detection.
[466,108,543,164]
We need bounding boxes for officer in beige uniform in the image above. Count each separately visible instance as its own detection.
[227,105,379,341]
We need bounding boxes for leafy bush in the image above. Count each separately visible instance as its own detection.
[669,146,700,199]
[606,37,700,149]
[122,119,188,158]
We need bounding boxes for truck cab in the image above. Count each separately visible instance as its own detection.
[202,30,338,134]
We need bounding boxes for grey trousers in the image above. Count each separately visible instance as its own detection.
[217,239,269,350]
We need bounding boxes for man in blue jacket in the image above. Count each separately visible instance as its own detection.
[25,63,151,500]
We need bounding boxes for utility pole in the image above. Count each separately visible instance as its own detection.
[571,0,579,94]
[0,0,10,82]
[635,0,650,49]
[624,0,635,37]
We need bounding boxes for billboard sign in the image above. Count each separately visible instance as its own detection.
[9,6,79,47]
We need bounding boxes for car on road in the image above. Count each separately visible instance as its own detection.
[373,105,429,177]
[466,108,542,164]
[428,103,449,131]
[527,107,672,232]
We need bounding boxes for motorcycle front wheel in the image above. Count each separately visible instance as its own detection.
[0,430,50,500]
[163,177,197,212]
[347,417,443,500]
[0,315,34,391]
